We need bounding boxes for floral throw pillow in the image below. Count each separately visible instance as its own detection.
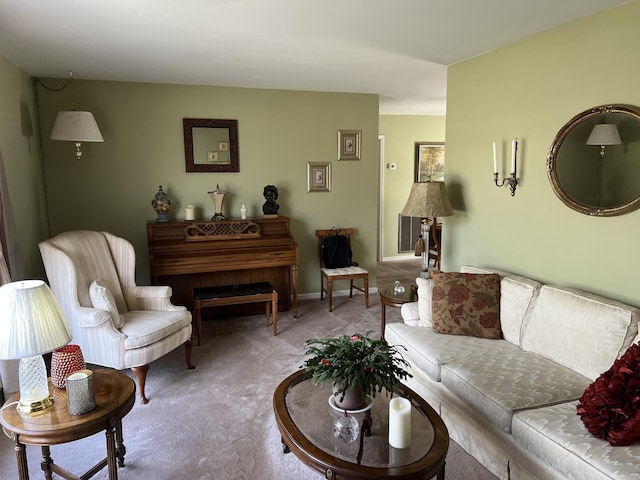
[431,272,502,339]
[577,343,640,446]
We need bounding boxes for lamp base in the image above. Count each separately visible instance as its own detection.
[17,394,54,413]
[17,355,55,413]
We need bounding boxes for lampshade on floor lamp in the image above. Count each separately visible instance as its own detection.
[0,280,72,413]
[401,181,454,274]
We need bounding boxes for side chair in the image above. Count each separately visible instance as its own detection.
[39,230,194,404]
[315,228,369,312]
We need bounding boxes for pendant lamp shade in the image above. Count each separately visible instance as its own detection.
[50,111,104,142]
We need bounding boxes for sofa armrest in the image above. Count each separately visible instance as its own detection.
[401,302,421,326]
[77,306,113,328]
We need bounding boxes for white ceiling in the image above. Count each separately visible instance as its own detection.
[0,0,629,115]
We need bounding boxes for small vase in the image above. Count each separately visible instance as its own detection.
[151,185,171,222]
[332,382,366,410]
[208,184,227,221]
[51,344,86,389]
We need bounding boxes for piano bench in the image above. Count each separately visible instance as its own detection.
[192,282,278,345]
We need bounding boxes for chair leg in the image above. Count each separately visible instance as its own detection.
[328,277,333,312]
[364,276,369,308]
[349,280,354,298]
[320,274,325,301]
[131,365,150,404]
[185,339,195,370]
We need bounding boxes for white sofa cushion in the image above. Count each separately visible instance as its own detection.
[89,279,125,329]
[385,322,521,382]
[513,401,640,480]
[441,351,590,433]
[521,285,640,380]
[121,310,192,349]
[460,265,541,346]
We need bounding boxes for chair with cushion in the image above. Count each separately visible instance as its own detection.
[315,228,369,312]
[39,230,193,404]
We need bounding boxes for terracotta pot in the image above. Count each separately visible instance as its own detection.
[332,382,366,410]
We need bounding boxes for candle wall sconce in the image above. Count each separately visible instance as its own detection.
[493,138,519,196]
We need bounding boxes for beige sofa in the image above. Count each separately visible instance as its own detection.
[385,266,640,480]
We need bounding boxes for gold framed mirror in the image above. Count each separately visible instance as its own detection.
[184,118,239,172]
[547,104,640,216]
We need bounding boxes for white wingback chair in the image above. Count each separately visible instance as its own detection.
[39,230,193,404]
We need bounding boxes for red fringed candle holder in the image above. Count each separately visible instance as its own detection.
[51,344,86,388]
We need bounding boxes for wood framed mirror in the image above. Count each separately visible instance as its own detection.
[184,118,239,172]
[547,104,640,216]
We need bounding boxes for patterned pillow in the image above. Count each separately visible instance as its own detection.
[577,343,640,446]
[89,279,125,329]
[431,272,502,339]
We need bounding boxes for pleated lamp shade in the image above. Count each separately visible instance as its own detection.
[586,124,621,146]
[50,111,104,142]
[401,181,454,218]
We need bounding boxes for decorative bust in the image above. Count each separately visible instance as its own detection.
[262,185,279,215]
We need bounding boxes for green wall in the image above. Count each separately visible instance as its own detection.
[35,80,380,294]
[378,115,446,259]
[445,1,640,306]
[0,55,48,279]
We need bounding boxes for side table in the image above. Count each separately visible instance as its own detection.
[1,369,135,480]
[379,284,416,339]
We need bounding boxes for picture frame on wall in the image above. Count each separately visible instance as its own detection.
[415,142,445,182]
[307,162,331,192]
[338,130,361,160]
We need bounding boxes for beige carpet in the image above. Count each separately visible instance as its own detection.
[0,291,498,479]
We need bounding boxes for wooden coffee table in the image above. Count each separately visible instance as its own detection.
[1,369,135,480]
[273,370,448,480]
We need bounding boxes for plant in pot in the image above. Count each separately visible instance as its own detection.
[302,332,412,410]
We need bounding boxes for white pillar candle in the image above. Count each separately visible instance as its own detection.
[510,139,517,174]
[492,141,497,174]
[185,205,194,221]
[388,397,411,448]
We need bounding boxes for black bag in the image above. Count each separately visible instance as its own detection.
[322,228,353,268]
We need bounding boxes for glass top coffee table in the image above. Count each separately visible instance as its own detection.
[273,370,448,480]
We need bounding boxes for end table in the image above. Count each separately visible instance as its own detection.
[1,369,135,480]
[379,284,416,339]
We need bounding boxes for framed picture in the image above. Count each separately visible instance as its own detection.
[415,142,445,182]
[218,141,228,151]
[307,162,331,192]
[207,151,220,163]
[338,130,361,160]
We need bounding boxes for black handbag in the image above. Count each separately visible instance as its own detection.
[322,228,354,268]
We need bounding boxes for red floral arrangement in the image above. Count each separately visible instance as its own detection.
[577,343,640,446]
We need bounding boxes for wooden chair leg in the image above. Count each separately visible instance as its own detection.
[349,279,354,298]
[185,339,195,370]
[328,277,333,312]
[131,365,150,404]
[320,274,325,301]
[364,276,369,308]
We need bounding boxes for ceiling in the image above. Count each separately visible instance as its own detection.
[0,0,629,115]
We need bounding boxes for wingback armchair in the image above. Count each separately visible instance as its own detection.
[39,230,193,404]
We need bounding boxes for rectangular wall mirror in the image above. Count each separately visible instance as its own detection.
[184,118,239,172]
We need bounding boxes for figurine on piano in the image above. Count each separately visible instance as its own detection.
[262,185,280,217]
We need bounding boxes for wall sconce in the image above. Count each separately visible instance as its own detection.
[586,123,621,158]
[36,71,104,160]
[493,138,519,196]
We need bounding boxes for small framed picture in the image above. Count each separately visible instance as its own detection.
[218,141,228,152]
[338,130,361,160]
[415,142,445,182]
[307,162,331,192]
[207,151,219,163]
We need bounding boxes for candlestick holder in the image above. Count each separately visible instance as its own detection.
[494,172,518,196]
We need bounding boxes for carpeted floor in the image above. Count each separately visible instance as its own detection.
[0,261,498,480]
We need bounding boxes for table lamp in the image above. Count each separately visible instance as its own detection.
[0,280,72,413]
[401,181,454,275]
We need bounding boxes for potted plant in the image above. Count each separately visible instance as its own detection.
[302,332,412,410]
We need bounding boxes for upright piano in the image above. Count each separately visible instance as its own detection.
[147,216,298,316]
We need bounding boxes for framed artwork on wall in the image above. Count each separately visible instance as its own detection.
[338,130,361,160]
[307,162,331,192]
[415,142,445,182]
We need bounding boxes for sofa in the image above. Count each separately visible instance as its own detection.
[384,266,640,480]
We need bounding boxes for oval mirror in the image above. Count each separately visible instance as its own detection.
[547,104,640,216]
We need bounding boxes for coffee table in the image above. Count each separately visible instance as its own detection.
[273,370,448,480]
[1,369,135,480]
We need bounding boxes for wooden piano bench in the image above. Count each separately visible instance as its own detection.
[192,282,278,345]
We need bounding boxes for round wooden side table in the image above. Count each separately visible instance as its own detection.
[0,369,135,480]
[379,284,417,339]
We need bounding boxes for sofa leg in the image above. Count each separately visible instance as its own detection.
[185,339,195,370]
[131,365,150,404]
